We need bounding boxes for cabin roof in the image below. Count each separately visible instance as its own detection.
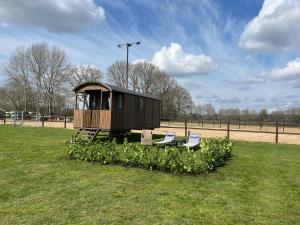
[73,82,160,100]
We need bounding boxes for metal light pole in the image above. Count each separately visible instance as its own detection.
[117,41,141,89]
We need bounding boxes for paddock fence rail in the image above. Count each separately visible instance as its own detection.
[1,113,300,144]
[157,118,300,145]
[0,112,74,129]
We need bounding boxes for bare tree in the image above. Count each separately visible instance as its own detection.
[65,65,102,88]
[107,61,128,88]
[172,84,193,116]
[106,61,194,118]
[0,42,82,115]
[132,62,166,94]
[156,74,175,96]
[259,109,268,121]
[3,47,30,111]
[0,87,10,111]
[156,76,177,118]
[107,61,173,94]
[42,46,69,115]
[203,104,216,115]
[2,80,26,111]
[28,42,49,114]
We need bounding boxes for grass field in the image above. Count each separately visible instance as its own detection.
[0,125,299,225]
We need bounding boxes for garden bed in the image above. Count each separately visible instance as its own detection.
[67,137,233,174]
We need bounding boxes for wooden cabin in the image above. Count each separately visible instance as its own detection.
[73,82,160,135]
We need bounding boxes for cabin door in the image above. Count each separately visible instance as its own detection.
[90,91,101,128]
[81,91,101,128]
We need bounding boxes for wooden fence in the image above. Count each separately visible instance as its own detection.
[160,119,300,144]
[1,114,300,144]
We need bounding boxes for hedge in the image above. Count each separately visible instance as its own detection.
[67,137,232,174]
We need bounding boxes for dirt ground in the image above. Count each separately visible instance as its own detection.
[1,119,299,145]
[2,120,74,129]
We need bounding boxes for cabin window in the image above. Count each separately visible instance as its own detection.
[102,92,110,110]
[89,93,101,110]
[76,93,85,109]
[117,94,123,110]
[84,94,90,110]
[76,92,101,110]
[137,97,144,112]
[76,93,90,110]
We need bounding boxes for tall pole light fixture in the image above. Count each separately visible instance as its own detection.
[117,41,141,89]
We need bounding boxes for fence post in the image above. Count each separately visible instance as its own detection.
[64,116,67,128]
[275,121,279,144]
[244,121,246,128]
[227,120,230,139]
[3,116,6,125]
[184,118,188,137]
[238,119,241,129]
[219,120,221,128]
[41,114,44,127]
[260,120,262,130]
[282,121,285,132]
[21,111,24,127]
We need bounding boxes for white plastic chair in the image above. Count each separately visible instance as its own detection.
[154,132,176,145]
[183,133,200,148]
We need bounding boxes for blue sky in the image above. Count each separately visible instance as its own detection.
[0,0,299,111]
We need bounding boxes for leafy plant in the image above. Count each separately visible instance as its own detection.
[68,137,119,164]
[200,138,233,171]
[67,137,232,174]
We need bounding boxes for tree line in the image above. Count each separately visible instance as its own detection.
[0,43,103,115]
[0,42,192,117]
[192,105,300,123]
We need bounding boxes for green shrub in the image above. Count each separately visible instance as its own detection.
[123,138,160,170]
[67,137,232,174]
[200,138,233,171]
[68,137,119,164]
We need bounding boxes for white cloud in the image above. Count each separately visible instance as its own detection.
[239,0,300,52]
[262,58,300,81]
[1,22,8,27]
[289,80,300,88]
[215,97,242,104]
[0,0,105,33]
[131,58,146,64]
[246,76,265,84]
[247,58,300,85]
[152,43,217,77]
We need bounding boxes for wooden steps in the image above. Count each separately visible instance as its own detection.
[71,128,101,142]
[69,128,129,144]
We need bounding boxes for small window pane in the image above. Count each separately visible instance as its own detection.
[89,93,101,110]
[84,94,90,110]
[137,97,144,111]
[102,92,110,110]
[76,93,85,109]
[117,94,123,110]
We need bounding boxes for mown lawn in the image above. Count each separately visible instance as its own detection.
[0,125,299,225]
